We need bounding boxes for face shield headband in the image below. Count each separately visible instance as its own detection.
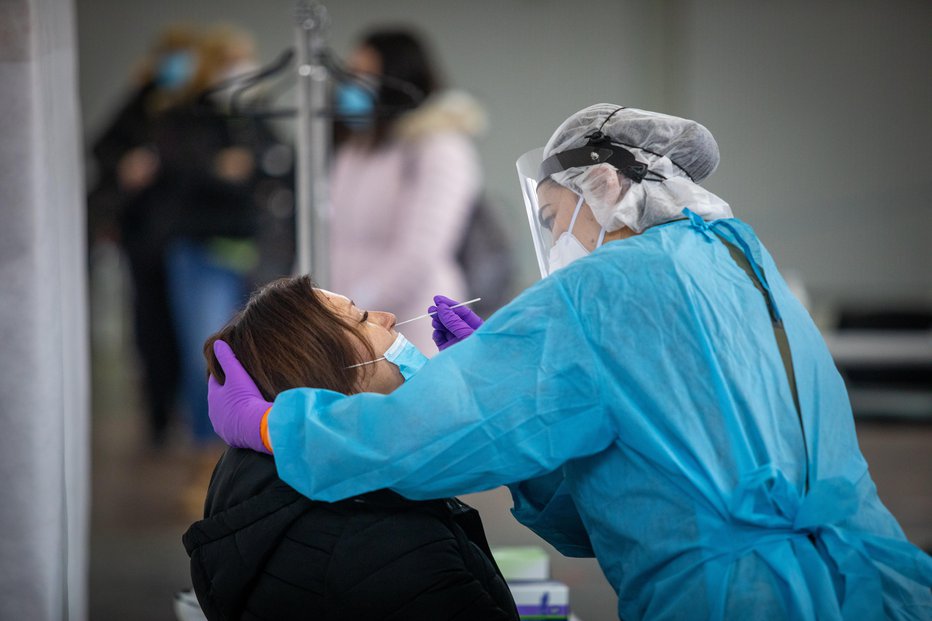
[537,131,670,185]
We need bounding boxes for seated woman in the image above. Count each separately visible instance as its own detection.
[182,275,518,621]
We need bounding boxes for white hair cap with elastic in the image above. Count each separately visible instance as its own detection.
[542,104,733,233]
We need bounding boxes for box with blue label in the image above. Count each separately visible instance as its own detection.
[508,580,569,621]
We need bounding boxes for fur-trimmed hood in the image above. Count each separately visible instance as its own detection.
[393,90,487,141]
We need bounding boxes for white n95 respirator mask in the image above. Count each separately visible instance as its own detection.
[547,195,606,273]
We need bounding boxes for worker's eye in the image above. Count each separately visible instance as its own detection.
[359,310,369,324]
[538,205,555,232]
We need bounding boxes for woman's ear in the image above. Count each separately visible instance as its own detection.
[578,163,628,208]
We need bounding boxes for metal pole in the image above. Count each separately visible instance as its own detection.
[294,1,331,285]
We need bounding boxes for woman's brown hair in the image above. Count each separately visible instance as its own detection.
[203,275,376,400]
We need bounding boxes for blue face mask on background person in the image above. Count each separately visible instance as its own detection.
[335,81,376,128]
[156,51,196,90]
[346,332,427,381]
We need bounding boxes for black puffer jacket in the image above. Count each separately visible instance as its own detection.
[183,449,519,621]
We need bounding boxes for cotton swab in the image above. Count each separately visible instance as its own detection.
[394,298,482,327]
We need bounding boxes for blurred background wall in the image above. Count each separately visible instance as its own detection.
[78,0,932,303]
[71,1,931,620]
[667,2,932,306]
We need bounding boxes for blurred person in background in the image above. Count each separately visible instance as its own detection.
[87,24,295,450]
[87,24,201,448]
[330,27,486,352]
[160,24,293,452]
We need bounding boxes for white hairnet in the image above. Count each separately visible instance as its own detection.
[543,104,733,233]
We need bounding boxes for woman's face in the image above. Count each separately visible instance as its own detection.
[316,289,403,394]
[347,45,382,76]
[536,181,604,251]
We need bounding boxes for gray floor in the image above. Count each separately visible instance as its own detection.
[89,335,932,621]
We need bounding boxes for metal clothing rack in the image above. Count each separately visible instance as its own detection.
[293,0,331,284]
[201,0,425,287]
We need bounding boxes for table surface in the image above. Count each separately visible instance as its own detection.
[823,331,932,365]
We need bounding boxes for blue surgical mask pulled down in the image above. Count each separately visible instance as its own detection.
[548,195,607,273]
[346,333,427,381]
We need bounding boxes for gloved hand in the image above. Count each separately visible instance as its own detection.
[429,294,484,351]
[208,340,273,454]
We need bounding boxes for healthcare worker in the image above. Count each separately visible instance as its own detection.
[208,104,932,620]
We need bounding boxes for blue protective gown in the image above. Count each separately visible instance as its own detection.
[269,215,932,620]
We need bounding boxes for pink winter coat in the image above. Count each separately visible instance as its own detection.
[330,92,485,353]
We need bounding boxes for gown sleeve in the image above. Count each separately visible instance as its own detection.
[269,274,616,504]
[508,470,595,557]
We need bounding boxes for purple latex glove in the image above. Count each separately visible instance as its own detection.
[208,340,273,454]
[429,294,484,351]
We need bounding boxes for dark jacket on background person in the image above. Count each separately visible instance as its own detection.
[88,85,295,281]
[183,448,519,621]
[87,85,295,445]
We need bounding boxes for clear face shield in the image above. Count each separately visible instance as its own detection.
[518,135,656,279]
[516,147,552,279]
